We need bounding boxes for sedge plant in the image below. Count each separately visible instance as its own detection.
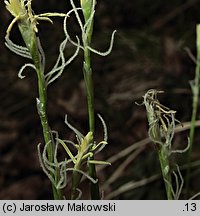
[4,0,79,199]
[64,0,116,199]
[4,0,74,199]
[140,89,189,199]
[4,0,115,199]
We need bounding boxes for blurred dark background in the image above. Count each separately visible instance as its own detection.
[1,0,200,199]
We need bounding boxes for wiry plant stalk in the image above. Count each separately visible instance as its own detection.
[19,13,62,200]
[4,0,72,199]
[186,24,200,196]
[65,0,115,198]
[141,89,176,199]
[36,61,62,199]
[141,90,190,199]
[80,0,99,199]
[157,144,173,199]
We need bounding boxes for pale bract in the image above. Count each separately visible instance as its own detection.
[5,0,26,17]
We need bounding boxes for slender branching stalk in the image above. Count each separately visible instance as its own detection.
[4,0,78,199]
[65,0,116,199]
[143,90,173,199]
[186,24,200,196]
[80,0,99,199]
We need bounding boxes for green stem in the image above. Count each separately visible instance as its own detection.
[153,127,173,200]
[36,67,62,200]
[79,0,100,199]
[158,147,173,200]
[83,49,94,132]
[71,170,83,199]
[147,112,173,200]
[17,19,62,199]
[83,47,100,200]
[186,24,200,196]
